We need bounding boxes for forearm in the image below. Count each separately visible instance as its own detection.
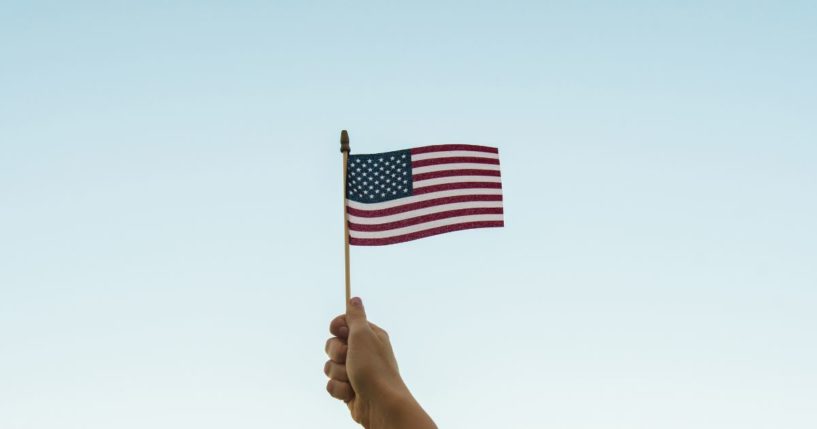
[375,390,437,429]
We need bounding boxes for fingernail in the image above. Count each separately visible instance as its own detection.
[350,297,362,307]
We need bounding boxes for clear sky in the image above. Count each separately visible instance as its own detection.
[2,1,816,428]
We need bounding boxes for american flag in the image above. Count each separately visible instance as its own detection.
[345,144,504,246]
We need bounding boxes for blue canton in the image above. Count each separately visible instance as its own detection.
[346,149,413,203]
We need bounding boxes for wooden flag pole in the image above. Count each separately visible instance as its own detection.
[340,130,351,306]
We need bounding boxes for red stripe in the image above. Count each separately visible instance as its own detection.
[412,182,502,195]
[350,221,504,246]
[411,156,499,168]
[347,194,503,218]
[348,208,504,232]
[411,145,498,155]
[413,169,501,181]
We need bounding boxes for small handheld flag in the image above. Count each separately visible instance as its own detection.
[338,130,504,305]
[345,143,503,246]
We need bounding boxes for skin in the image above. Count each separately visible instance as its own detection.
[324,297,437,429]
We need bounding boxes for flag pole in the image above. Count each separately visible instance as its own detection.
[340,130,351,307]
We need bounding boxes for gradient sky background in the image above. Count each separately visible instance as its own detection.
[2,1,816,428]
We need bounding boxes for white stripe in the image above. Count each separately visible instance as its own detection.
[348,201,504,225]
[412,163,501,175]
[349,214,505,239]
[413,175,502,188]
[346,188,503,211]
[411,150,499,161]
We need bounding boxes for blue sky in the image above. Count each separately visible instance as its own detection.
[1,1,816,428]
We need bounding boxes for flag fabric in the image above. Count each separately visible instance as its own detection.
[345,144,503,246]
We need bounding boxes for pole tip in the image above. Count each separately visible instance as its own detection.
[340,130,350,153]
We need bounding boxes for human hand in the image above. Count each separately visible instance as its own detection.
[324,297,436,429]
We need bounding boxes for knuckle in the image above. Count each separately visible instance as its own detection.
[325,338,348,362]
[331,343,347,363]
[329,362,348,381]
[375,329,389,342]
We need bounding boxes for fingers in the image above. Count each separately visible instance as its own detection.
[329,314,349,339]
[325,337,348,363]
[324,360,349,382]
[324,333,353,402]
[345,297,368,330]
[326,379,355,402]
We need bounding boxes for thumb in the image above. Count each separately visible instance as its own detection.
[346,296,368,329]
